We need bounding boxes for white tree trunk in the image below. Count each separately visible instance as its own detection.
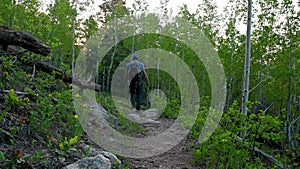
[72,19,75,76]
[106,15,118,91]
[286,16,296,151]
[241,0,252,137]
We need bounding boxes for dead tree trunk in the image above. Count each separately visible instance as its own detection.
[0,25,101,92]
[0,25,50,56]
[34,60,101,92]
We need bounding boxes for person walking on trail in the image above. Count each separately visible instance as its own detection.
[125,53,150,111]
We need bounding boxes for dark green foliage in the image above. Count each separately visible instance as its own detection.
[0,0,299,168]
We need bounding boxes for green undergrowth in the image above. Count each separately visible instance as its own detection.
[0,56,130,169]
[0,57,87,168]
[1,55,299,168]
[0,55,153,167]
[191,101,299,168]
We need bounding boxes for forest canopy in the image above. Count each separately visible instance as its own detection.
[0,0,299,168]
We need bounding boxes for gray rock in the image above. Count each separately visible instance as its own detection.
[79,144,121,169]
[127,113,141,121]
[127,113,161,124]
[64,155,111,169]
[142,108,161,118]
[100,151,122,168]
[89,147,104,157]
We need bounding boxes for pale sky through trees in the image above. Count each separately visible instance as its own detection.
[88,0,299,33]
[92,0,298,15]
[40,0,299,33]
[41,0,299,17]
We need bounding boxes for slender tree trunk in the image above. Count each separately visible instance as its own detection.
[96,60,99,84]
[293,58,299,151]
[106,15,117,91]
[258,26,264,100]
[157,57,160,94]
[241,0,252,137]
[297,96,300,149]
[102,66,106,91]
[286,16,295,151]
[72,19,75,76]
[132,22,135,53]
[226,23,235,112]
[173,47,177,76]
[265,19,274,94]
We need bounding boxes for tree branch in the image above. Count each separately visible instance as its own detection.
[34,60,101,92]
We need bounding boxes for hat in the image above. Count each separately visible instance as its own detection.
[132,53,139,59]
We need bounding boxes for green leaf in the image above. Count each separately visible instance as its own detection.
[69,136,78,146]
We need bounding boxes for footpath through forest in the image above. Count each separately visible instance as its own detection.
[90,98,201,169]
[125,117,199,169]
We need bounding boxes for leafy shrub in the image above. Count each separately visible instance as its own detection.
[192,101,291,168]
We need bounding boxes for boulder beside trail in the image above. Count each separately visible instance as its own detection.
[63,154,113,169]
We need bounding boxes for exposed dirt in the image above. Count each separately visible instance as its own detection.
[0,100,201,169]
[124,118,201,169]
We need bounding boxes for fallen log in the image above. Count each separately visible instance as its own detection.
[34,60,101,92]
[1,50,102,92]
[0,25,50,56]
[236,136,287,168]
[0,24,101,92]
[0,90,29,95]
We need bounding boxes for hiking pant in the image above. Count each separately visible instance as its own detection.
[129,81,142,110]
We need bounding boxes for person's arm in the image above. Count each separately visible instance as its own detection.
[142,70,150,86]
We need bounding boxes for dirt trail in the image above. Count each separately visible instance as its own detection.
[125,118,200,169]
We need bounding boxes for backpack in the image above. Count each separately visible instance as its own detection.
[128,62,141,83]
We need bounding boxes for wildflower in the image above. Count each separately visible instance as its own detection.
[75,93,80,97]
[48,93,52,97]
[9,89,14,94]
[222,139,227,143]
[20,119,26,124]
[74,114,79,119]
[83,104,87,107]
[47,136,58,144]
[16,150,22,158]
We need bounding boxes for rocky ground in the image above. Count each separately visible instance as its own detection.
[125,118,200,169]
[0,102,200,169]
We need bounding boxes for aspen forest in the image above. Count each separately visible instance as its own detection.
[0,0,299,168]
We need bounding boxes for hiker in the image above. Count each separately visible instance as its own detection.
[125,53,150,111]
